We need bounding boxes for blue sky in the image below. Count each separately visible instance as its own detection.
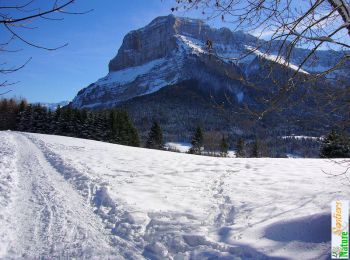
[3,1,347,103]
[1,0,205,103]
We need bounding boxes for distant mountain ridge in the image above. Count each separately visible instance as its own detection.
[71,14,347,109]
[37,101,69,111]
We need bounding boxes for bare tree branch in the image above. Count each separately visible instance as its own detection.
[0,0,91,93]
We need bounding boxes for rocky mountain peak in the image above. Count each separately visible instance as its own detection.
[108,15,209,71]
[72,15,347,109]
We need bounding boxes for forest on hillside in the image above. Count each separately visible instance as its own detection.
[1,98,349,158]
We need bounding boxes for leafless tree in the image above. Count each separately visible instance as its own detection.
[173,0,350,167]
[0,0,92,94]
[172,0,350,118]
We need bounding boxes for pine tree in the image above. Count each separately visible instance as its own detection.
[320,129,350,158]
[146,121,164,149]
[127,127,140,147]
[251,138,260,158]
[18,100,27,113]
[220,135,229,157]
[51,105,62,134]
[117,110,140,147]
[31,105,48,133]
[14,103,140,148]
[93,112,108,141]
[71,109,84,138]
[108,109,140,147]
[80,110,93,139]
[189,126,204,154]
[236,138,246,157]
[17,105,33,132]
[108,110,119,143]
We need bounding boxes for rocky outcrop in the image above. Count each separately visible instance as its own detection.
[108,15,260,72]
[71,14,347,109]
[108,16,178,71]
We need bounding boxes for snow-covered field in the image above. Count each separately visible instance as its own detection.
[0,131,349,259]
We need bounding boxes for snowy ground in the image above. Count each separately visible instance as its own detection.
[0,131,349,259]
[165,142,191,153]
[165,142,236,157]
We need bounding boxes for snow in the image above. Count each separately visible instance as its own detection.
[176,35,246,63]
[1,131,349,259]
[165,142,191,153]
[37,101,70,111]
[246,46,310,74]
[176,35,311,77]
[71,47,186,109]
[281,135,323,140]
[76,100,118,109]
[141,74,180,95]
[176,35,206,55]
[0,133,18,257]
[96,58,166,88]
[165,142,237,158]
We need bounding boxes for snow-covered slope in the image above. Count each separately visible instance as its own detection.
[71,15,347,109]
[1,131,349,259]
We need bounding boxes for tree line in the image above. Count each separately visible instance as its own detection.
[0,99,140,147]
[1,98,349,158]
[145,123,230,157]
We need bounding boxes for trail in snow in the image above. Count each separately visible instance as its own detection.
[0,132,120,258]
[1,131,349,259]
[24,133,262,259]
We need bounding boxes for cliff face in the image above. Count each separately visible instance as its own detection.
[108,16,178,71]
[108,15,259,72]
[71,14,347,109]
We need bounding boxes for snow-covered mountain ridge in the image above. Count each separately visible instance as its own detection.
[36,101,69,110]
[71,15,346,109]
[1,131,348,259]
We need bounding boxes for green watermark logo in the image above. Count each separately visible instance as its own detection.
[332,200,349,259]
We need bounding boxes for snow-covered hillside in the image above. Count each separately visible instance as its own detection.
[1,131,348,259]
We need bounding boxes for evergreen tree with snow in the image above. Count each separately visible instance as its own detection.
[320,129,350,158]
[236,138,246,157]
[146,121,164,149]
[220,135,229,157]
[189,126,204,154]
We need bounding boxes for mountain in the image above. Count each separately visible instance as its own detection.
[71,14,346,109]
[70,15,348,140]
